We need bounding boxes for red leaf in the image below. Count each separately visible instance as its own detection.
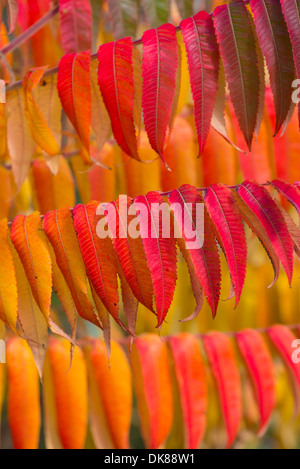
[273,199,300,259]
[213,0,260,150]
[43,207,102,328]
[204,184,247,307]
[176,237,204,322]
[238,180,294,284]
[130,334,173,449]
[250,0,295,135]
[169,333,207,449]
[142,24,179,163]
[59,0,92,54]
[271,178,300,220]
[169,184,221,318]
[203,332,242,449]
[236,329,276,435]
[106,195,154,312]
[268,325,300,412]
[180,11,219,155]
[134,192,177,327]
[232,190,280,287]
[72,202,123,328]
[280,0,300,127]
[98,38,139,160]
[57,51,91,152]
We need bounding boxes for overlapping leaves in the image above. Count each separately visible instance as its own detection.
[3,0,300,186]
[0,179,299,371]
[3,328,300,449]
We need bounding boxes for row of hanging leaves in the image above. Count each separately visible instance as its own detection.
[3,328,300,449]
[0,179,300,373]
[0,0,215,42]
[3,0,300,189]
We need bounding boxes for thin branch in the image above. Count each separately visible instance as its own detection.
[5,181,283,227]
[0,5,59,57]
[0,50,15,81]
[4,0,252,93]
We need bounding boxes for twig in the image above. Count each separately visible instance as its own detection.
[4,0,253,93]
[0,5,59,57]
[5,180,283,227]
[0,50,15,81]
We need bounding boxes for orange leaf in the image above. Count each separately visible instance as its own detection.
[0,219,18,333]
[31,157,75,214]
[0,166,13,219]
[169,333,207,449]
[43,206,101,328]
[23,67,61,156]
[85,339,132,449]
[203,331,242,449]
[106,195,154,313]
[10,211,52,322]
[44,338,88,449]
[6,337,41,449]
[6,89,36,189]
[268,324,300,413]
[72,201,124,328]
[130,334,173,449]
[57,51,91,153]
[236,329,276,435]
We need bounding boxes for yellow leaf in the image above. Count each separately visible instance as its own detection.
[10,239,48,378]
[48,242,77,343]
[10,211,52,322]
[6,89,36,189]
[0,219,18,334]
[23,67,61,157]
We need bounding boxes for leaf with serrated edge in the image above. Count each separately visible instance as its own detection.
[205,184,247,307]
[238,180,294,285]
[250,0,295,135]
[236,329,275,435]
[213,0,260,150]
[203,331,242,449]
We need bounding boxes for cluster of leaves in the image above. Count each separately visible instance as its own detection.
[3,99,300,224]
[0,178,300,375]
[1,0,300,451]
[2,328,300,449]
[3,0,300,190]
